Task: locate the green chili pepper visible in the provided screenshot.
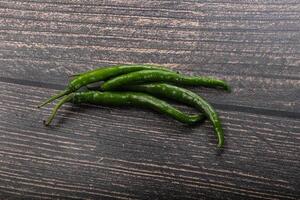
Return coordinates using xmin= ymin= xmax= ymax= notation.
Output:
xmin=122 ymin=83 xmax=225 ymax=147
xmin=38 ymin=64 xmax=173 ymax=108
xmin=44 ymin=91 xmax=205 ymax=126
xmin=70 ymin=64 xmax=174 ymax=77
xmin=101 ymin=70 xmax=230 ymax=92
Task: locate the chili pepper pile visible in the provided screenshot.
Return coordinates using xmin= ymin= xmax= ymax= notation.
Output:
xmin=38 ymin=64 xmax=230 ymax=147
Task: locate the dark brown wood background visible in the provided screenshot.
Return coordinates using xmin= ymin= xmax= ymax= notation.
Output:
xmin=0 ymin=0 xmax=299 ymax=199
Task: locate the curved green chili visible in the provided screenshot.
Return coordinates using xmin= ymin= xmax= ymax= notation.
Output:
xmin=122 ymin=83 xmax=224 ymax=147
xmin=69 ymin=64 xmax=172 ymax=77
xmin=38 ymin=64 xmax=173 ymax=108
xmin=44 ymin=91 xmax=205 ymax=126
xmin=101 ymin=70 xmax=230 ymax=92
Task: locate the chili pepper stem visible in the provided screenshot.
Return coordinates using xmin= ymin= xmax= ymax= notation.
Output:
xmin=69 ymin=73 xmax=81 ymax=78
xmin=44 ymin=94 xmax=73 ymax=126
xmin=38 ymin=90 xmax=70 ymax=108
xmin=217 ymin=140 xmax=224 ymax=148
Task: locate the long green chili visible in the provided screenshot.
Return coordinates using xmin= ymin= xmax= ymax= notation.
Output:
xmin=38 ymin=64 xmax=174 ymax=108
xmin=101 ymin=70 xmax=230 ymax=92
xmin=122 ymin=83 xmax=225 ymax=147
xmin=44 ymin=91 xmax=205 ymax=126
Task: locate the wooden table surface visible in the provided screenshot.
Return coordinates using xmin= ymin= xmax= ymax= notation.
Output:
xmin=0 ymin=1 xmax=299 ymax=199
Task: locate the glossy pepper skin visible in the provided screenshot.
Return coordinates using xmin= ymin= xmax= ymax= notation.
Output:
xmin=101 ymin=70 xmax=230 ymax=92
xmin=121 ymin=83 xmax=224 ymax=148
xmin=38 ymin=64 xmax=173 ymax=108
xmin=44 ymin=91 xmax=205 ymax=126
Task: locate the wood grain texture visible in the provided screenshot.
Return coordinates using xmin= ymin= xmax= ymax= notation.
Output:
xmin=1 ymin=82 xmax=299 ymax=199
xmin=0 ymin=0 xmax=299 ymax=199
xmin=0 ymin=0 xmax=300 ymax=113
